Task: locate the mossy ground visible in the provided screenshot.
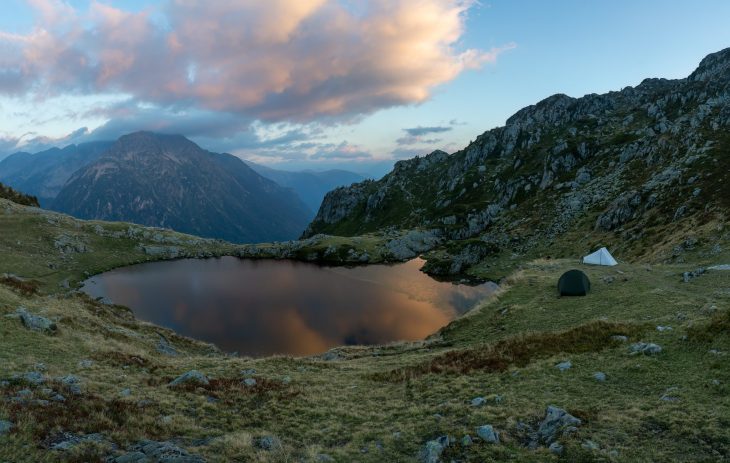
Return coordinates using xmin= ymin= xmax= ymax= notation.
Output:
xmin=0 ymin=199 xmax=729 ymax=462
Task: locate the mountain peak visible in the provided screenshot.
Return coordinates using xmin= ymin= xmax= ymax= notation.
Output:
xmin=52 ymin=132 xmax=311 ymax=243
xmin=689 ymin=47 xmax=730 ymax=82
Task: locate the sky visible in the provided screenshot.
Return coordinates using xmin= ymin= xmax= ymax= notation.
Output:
xmin=1 ymin=0 xmax=729 ymax=176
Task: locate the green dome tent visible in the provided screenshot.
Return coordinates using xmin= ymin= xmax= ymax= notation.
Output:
xmin=558 ymin=269 xmax=591 ymax=296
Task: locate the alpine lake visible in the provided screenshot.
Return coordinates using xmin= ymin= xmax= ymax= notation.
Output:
xmin=81 ymin=257 xmax=497 ymax=357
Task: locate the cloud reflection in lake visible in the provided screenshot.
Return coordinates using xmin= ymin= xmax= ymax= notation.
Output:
xmin=81 ymin=257 xmax=496 ymax=356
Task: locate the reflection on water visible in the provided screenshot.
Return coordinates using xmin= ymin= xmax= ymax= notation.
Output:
xmin=81 ymin=257 xmax=497 ymax=356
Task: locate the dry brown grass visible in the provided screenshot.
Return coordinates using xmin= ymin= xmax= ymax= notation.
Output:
xmin=375 ymin=320 xmax=644 ymax=381
xmin=7 ymin=389 xmax=163 ymax=443
xmin=688 ymin=310 xmax=730 ymax=342
xmin=0 ymin=275 xmax=39 ymax=296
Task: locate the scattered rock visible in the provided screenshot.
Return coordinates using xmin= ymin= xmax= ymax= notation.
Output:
xmin=419 ymin=436 xmax=449 ymax=463
xmin=593 ymin=372 xmax=607 ymax=382
xmin=471 ymin=396 xmax=487 ymax=407
xmin=255 ymin=435 xmax=282 ymax=451
xmin=660 ymin=387 xmax=680 ymax=402
xmin=537 ymin=406 xmax=582 ymax=445
xmin=21 ymin=371 xmax=45 ymax=385
xmin=630 ymin=342 xmax=662 ymax=355
xmin=582 ymin=440 xmax=600 ymax=451
xmin=321 ymin=351 xmax=343 ymax=361
xmin=461 ymin=435 xmax=473 ymax=447
xmin=243 ymin=378 xmax=257 ymax=387
xmin=59 ymin=375 xmax=82 ymax=395
xmin=315 ymin=454 xmax=334 ymax=462
xmin=548 ymin=441 xmax=564 ymax=455
xmin=119 ymin=388 xmax=132 ymax=397
xmin=16 ymin=307 xmax=57 ymax=333
xmin=611 ymin=335 xmax=628 ymax=342
xmin=78 ymin=359 xmax=94 ymax=369
xmin=241 ymin=369 xmax=256 ymax=376
xmin=156 ymin=334 xmax=178 ymax=356
xmin=556 ymin=361 xmax=572 ymax=372
xmin=682 ymin=268 xmax=706 ymax=282
xmin=0 ymin=420 xmax=12 ymax=436
xmin=46 ymin=432 xmax=111 ymax=451
xmin=476 ymin=425 xmax=500 ymax=444
xmin=111 ymin=440 xmax=205 ymax=463
xmin=169 ymin=370 xmax=209 ymax=387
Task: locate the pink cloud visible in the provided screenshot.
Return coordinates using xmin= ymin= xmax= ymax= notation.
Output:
xmin=0 ymin=0 xmax=513 ymax=122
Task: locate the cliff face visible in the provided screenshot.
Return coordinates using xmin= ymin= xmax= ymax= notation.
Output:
xmin=303 ymin=48 xmax=730 ymax=272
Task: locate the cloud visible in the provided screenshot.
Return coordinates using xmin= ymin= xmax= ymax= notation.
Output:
xmin=403 ymin=126 xmax=453 ymax=137
xmin=0 ymin=126 xmax=92 ymax=155
xmin=0 ymin=0 xmax=512 ymax=123
xmin=309 ymin=141 xmax=373 ymax=161
xmin=397 ymin=125 xmax=452 ymax=145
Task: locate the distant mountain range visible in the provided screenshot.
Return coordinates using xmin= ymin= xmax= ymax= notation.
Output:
xmin=0 ymin=132 xmax=366 ymax=242
xmin=0 ymin=142 xmax=113 ymax=206
xmin=244 ymin=161 xmax=364 ymax=213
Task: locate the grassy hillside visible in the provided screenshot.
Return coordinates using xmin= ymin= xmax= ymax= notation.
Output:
xmin=1 ymin=198 xmax=728 ymax=462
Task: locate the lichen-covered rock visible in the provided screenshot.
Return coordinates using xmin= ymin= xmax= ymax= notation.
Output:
xmin=156 ymin=334 xmax=178 ymax=356
xmin=16 ymin=307 xmax=57 ymax=333
xmin=537 ymin=406 xmax=582 ymax=445
xmin=476 ymin=425 xmax=500 ymax=444
xmin=255 ymin=435 xmax=281 ymax=451
xmin=168 ymin=370 xmax=209 ymax=387
xmin=630 ymin=342 xmax=662 ymax=355
xmin=419 ymin=436 xmax=449 ymax=463
xmin=111 ymin=440 xmax=206 ymax=463
xmin=53 ymin=233 xmax=89 ymax=253
xmin=385 ymin=229 xmax=442 ymax=260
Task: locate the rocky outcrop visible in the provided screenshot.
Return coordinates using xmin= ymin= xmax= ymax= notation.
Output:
xmin=303 ymin=47 xmax=730 ymax=275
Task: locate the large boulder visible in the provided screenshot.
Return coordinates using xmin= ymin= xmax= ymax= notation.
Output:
xmin=537 ymin=405 xmax=582 ymax=445
xmin=16 ymin=307 xmax=57 ymax=333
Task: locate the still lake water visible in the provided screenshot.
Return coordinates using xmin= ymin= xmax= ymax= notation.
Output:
xmin=81 ymin=257 xmax=497 ymax=356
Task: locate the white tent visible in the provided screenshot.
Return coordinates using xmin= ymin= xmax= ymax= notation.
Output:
xmin=582 ymin=247 xmax=618 ymax=266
